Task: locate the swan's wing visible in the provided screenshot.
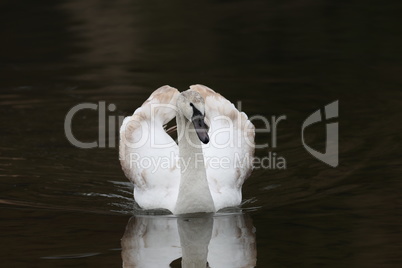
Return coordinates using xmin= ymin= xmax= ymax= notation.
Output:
xmin=119 ymin=85 xmax=180 ymax=211
xmin=189 ymin=85 xmax=255 ymax=210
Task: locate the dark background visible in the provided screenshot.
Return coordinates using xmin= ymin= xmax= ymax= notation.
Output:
xmin=1 ymin=0 xmax=401 ymax=267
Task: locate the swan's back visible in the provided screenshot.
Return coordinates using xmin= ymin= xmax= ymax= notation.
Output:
xmin=190 ymin=85 xmax=255 ymax=210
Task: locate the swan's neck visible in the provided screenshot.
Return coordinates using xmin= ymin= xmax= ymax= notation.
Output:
xmin=174 ymin=113 xmax=215 ymax=214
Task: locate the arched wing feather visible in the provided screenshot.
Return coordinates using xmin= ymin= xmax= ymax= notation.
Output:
xmin=189 ymin=84 xmax=255 ymax=209
xmin=119 ymin=85 xmax=180 ymax=211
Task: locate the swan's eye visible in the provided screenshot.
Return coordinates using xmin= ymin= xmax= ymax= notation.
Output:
xmin=190 ymin=103 xmax=194 ymax=107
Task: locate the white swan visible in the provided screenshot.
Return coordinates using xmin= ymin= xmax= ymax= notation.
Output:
xmin=119 ymin=84 xmax=255 ymax=214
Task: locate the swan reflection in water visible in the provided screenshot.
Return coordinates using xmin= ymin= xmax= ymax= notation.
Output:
xmin=121 ymin=213 xmax=256 ymax=268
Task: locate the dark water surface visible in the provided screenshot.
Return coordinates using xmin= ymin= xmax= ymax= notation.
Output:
xmin=1 ymin=0 xmax=402 ymax=267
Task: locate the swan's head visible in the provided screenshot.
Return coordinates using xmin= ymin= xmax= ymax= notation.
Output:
xmin=176 ymin=90 xmax=209 ymax=144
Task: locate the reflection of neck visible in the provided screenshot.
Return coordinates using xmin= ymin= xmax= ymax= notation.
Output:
xmin=174 ymin=112 xmax=215 ymax=214
xmin=178 ymin=216 xmax=213 ymax=268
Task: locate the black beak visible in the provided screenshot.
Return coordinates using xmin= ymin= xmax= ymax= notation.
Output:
xmin=192 ymin=114 xmax=209 ymax=144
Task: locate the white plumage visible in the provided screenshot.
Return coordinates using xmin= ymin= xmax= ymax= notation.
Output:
xmin=119 ymin=84 xmax=255 ymax=214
